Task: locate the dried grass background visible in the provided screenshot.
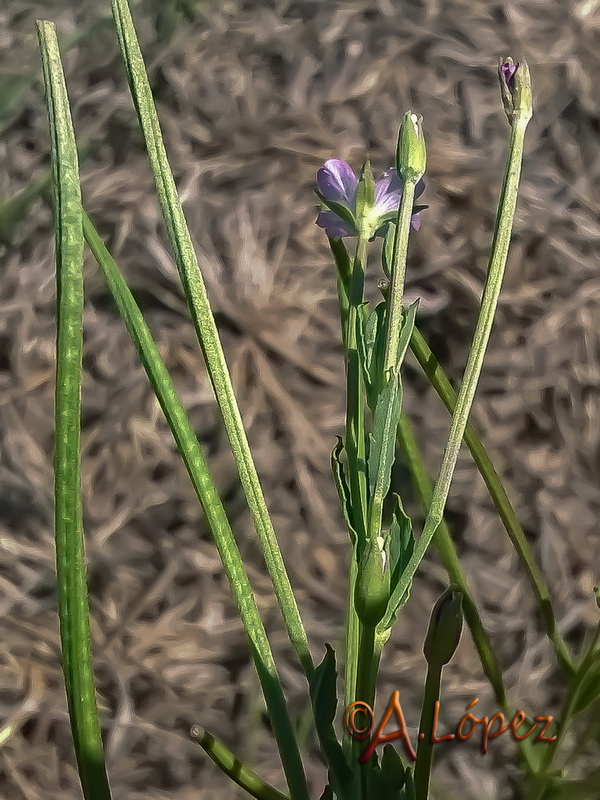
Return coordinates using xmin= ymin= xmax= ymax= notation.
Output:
xmin=1 ymin=1 xmax=600 ymax=798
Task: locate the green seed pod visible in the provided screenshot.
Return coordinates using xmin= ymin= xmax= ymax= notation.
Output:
xmin=396 ymin=111 xmax=426 ymax=184
xmin=354 ymin=536 xmax=391 ymax=627
xmin=423 ymin=588 xmax=463 ymax=667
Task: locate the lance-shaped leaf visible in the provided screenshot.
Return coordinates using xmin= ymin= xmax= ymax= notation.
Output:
xmin=309 ymin=646 xmax=354 ymax=800
xmin=356 ymin=301 xmax=387 ymax=411
xmin=380 ymin=497 xmax=415 ymax=631
xmin=331 ymin=437 xmax=359 ymax=550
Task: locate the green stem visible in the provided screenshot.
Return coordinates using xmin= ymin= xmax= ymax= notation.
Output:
xmin=344 ymin=235 xmax=369 ymax=543
xmin=414 ymin=661 xmax=443 ymax=800
xmin=37 ymin=22 xmax=112 ymax=800
xmin=342 ymin=234 xmax=369 ymax=773
xmin=409 ymin=326 xmax=574 ymax=676
xmin=355 ymin=624 xmax=377 ymax=711
xmin=330 ymin=239 xmax=360 ymax=764
xmin=83 ymin=212 xmax=310 ymax=800
xmin=397 ymin=411 xmax=507 ymax=707
xmin=344 ymin=554 xmax=360 ymax=763
xmin=192 ymin=726 xmax=290 ymax=800
xmin=397 ymin=410 xmax=537 ymax=775
xmin=383 ymin=181 xmax=417 ymax=374
xmin=389 ymin=115 xmax=531 ymax=611
xmin=109 ymin=0 xmax=312 ymax=681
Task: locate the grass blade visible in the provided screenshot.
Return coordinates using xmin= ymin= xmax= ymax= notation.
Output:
xmin=108 ymin=0 xmax=312 ymax=681
xmin=82 ymin=212 xmax=310 ymax=800
xmin=36 ymin=20 xmax=112 ymax=800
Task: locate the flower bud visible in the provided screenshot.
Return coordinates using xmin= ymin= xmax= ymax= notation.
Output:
xmin=354 ymin=536 xmax=391 ymax=626
xmin=498 ymin=58 xmax=533 ymax=124
xmin=396 ymin=111 xmax=426 ymax=184
xmin=423 ymin=588 xmax=463 ymax=667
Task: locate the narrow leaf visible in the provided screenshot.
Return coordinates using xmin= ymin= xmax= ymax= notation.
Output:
xmin=309 ymin=646 xmax=354 ymax=800
xmin=331 ymin=438 xmax=359 ymax=549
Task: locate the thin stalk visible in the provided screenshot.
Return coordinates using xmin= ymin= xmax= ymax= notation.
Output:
xmin=83 ymin=212 xmax=310 ymax=800
xmin=409 ymin=326 xmax=574 ymax=676
xmin=414 ymin=661 xmax=443 ymax=800
xmin=37 ymin=21 xmax=111 ymax=800
xmin=382 ymin=180 xmax=416 ymax=374
xmin=344 ymin=234 xmax=369 ymax=543
xmin=397 ymin=410 xmax=537 ymax=775
xmin=397 ymin=411 xmax=507 ymax=708
xmin=109 ymin=0 xmax=312 ymax=680
xmin=343 ymin=558 xmax=360 ymax=764
xmin=192 ymin=726 xmax=290 ymax=800
xmin=389 ymin=115 xmax=531 ymax=608
xmin=343 ymin=234 xmax=369 ymax=770
xmin=330 ymin=241 xmax=360 ymax=763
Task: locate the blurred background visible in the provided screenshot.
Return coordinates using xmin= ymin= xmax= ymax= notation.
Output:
xmin=1 ymin=1 xmax=600 ymax=798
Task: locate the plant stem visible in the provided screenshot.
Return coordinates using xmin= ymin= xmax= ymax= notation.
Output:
xmin=383 ymin=181 xmax=416 ymax=374
xmin=342 ymin=234 xmax=369 ymax=772
xmin=414 ymin=661 xmax=443 ymax=800
xmin=389 ymin=114 xmax=531 ymax=608
xmin=409 ymin=326 xmax=574 ymax=676
xmin=192 ymin=725 xmax=290 ymax=800
xmin=397 ymin=409 xmax=537 ymax=775
xmin=397 ymin=411 xmax=507 ymax=707
xmin=344 ymin=235 xmax=369 ymax=544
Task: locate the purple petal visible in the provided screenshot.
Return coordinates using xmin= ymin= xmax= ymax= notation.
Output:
xmin=500 ymin=61 xmax=518 ymax=89
xmin=374 ymin=169 xmax=402 ymax=214
xmin=316 ymin=209 xmax=355 ymax=238
xmin=414 ymin=177 xmax=426 ymax=200
xmin=411 ymin=213 xmax=422 ymax=231
xmin=316 ymin=159 xmax=358 ymax=206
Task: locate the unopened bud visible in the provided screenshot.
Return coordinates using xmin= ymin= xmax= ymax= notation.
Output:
xmin=396 ymin=111 xmax=426 ymax=184
xmin=423 ymin=588 xmax=463 ymax=667
xmin=355 ymin=536 xmax=391 ymax=626
xmin=498 ymin=58 xmax=533 ymax=125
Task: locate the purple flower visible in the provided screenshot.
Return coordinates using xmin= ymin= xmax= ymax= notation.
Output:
xmin=315 ymin=159 xmax=426 ymax=238
xmin=499 ymin=60 xmax=518 ymax=90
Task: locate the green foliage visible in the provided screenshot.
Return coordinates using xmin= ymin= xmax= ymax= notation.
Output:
xmin=34 ymin=10 xmax=589 ymax=798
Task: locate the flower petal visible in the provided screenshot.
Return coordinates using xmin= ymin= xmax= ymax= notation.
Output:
xmin=411 ymin=213 xmax=422 ymax=231
xmin=316 ymin=159 xmax=358 ymax=206
xmin=316 ymin=209 xmax=355 ymax=238
xmin=374 ymin=169 xmax=402 ymax=213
